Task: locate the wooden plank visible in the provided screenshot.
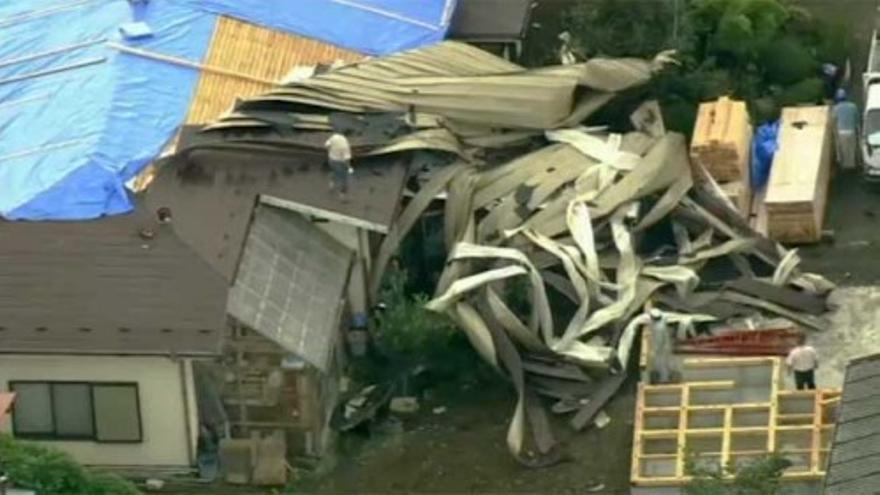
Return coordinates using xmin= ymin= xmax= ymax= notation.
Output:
xmin=720 ymin=180 xmax=751 ymax=216
xmin=765 ymin=106 xmax=832 ymax=243
xmin=721 ymin=407 xmax=733 ymax=470
xmin=684 ymin=356 xmax=776 ymax=367
xmin=811 ymin=390 xmax=822 ymax=474
xmin=675 ymin=385 xmax=690 ymax=478
xmin=570 ymin=371 xmax=627 ymax=431
xmin=690 ymin=97 xmax=752 ymax=182
xmin=631 ymin=382 xmax=645 ymax=480
xmin=726 ymin=278 xmax=826 ymax=315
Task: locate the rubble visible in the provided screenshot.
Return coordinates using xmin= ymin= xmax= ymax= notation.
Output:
xmin=390 ymin=397 xmax=420 ymax=414
xmin=176 ymin=41 xmax=836 ymax=467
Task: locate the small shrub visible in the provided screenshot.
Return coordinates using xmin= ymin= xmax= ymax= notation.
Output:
xmin=684 ymin=452 xmax=792 ymax=495
xmin=373 ymin=269 xmax=483 ymax=381
xmin=0 ymin=435 xmax=140 ymax=495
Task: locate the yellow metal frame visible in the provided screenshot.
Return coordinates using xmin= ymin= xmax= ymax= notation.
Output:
xmin=632 ymin=332 xmax=840 ymax=487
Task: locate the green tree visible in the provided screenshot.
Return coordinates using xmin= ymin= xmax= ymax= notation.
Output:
xmin=562 ymin=0 xmax=850 ymax=132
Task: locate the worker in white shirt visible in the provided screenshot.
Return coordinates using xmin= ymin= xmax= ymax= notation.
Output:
xmin=325 ymin=131 xmax=353 ymax=198
xmin=786 ymin=335 xmax=819 ymax=390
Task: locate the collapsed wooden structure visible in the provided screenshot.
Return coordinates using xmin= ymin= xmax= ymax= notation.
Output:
xmin=171 ymin=41 xmax=836 ymax=470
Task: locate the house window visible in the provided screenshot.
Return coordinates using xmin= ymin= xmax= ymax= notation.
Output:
xmin=9 ymin=382 xmax=142 ymax=443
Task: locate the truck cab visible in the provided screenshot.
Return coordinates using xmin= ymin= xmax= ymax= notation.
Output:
xmin=863 ymin=30 xmax=880 ymax=180
xmin=861 ymin=82 xmax=880 ymax=180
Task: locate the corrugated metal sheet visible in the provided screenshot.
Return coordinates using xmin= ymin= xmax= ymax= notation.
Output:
xmin=234 ymin=41 xmax=658 ymax=130
xmin=186 ymin=16 xmax=364 ymax=125
xmin=227 ymin=205 xmax=352 ymax=371
xmin=826 ymin=353 xmax=880 ymax=495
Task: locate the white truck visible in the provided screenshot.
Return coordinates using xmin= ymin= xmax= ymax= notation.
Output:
xmin=862 ymin=30 xmax=880 ymax=179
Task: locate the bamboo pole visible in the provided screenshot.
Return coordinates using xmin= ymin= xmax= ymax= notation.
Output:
xmin=107 ymin=42 xmax=277 ymax=86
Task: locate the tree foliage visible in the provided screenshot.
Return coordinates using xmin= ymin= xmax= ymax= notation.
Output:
xmin=684 ymin=452 xmax=792 ymax=495
xmin=0 ymin=435 xmax=141 ymax=495
xmin=563 ymin=0 xmax=850 ymax=133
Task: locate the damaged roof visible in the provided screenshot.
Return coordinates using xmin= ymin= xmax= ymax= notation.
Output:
xmin=826 ymin=353 xmax=880 ymax=495
xmin=0 ymin=201 xmax=227 ymax=355
xmin=147 ymin=127 xmax=410 ymax=281
xmin=220 ymin=41 xmax=659 ymax=130
xmin=162 ymin=41 xmax=832 ymax=467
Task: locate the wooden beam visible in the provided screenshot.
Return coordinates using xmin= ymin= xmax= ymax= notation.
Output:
xmin=675 ymin=385 xmax=690 ymax=478
xmin=631 ymin=382 xmax=645 ymax=481
xmin=721 ymin=407 xmax=732 ymax=470
xmin=684 ymin=356 xmax=775 ymax=367
xmin=261 ymin=194 xmax=390 ymax=234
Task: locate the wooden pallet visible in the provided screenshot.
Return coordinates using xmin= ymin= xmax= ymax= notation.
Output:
xmin=764 ymin=106 xmax=832 ymax=244
xmin=690 ymin=97 xmax=753 ymax=183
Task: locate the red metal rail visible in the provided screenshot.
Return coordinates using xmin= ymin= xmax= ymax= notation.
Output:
xmin=675 ymin=328 xmax=803 ymax=356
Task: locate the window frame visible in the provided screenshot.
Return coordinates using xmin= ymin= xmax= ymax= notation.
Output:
xmin=9 ymin=381 xmax=143 ymax=444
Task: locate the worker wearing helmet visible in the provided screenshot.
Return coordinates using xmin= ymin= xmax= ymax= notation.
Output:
xmin=833 ymin=88 xmax=859 ymax=170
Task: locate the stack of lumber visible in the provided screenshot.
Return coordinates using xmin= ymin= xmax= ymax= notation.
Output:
xmin=764 ymin=106 xmax=832 ymax=244
xmin=690 ymin=97 xmax=753 ymax=216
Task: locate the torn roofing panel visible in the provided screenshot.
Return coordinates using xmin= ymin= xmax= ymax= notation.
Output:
xmin=227 ymin=205 xmax=352 ymax=371
xmin=230 ymin=41 xmax=659 ymax=130
xmin=147 ymin=135 xmax=409 ymax=281
xmin=0 ymin=199 xmax=227 ymax=355
xmin=826 ymin=353 xmax=880 ymax=494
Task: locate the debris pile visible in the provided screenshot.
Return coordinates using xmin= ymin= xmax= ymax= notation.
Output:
xmin=174 ymin=42 xmax=835 ymax=466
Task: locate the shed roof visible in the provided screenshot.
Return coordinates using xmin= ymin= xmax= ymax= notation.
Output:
xmin=450 ymin=0 xmax=533 ymax=41
xmin=825 ymin=353 xmax=880 ymax=495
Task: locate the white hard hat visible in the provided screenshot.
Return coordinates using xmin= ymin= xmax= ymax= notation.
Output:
xmin=649 ymin=308 xmax=662 ymax=319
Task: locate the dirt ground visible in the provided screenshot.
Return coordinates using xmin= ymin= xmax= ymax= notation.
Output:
xmin=299 ymin=379 xmax=637 ymax=495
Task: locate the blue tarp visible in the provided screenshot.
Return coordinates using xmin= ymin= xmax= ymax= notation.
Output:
xmin=187 ymin=0 xmax=456 ymax=55
xmin=0 ymin=0 xmax=454 ymax=221
xmin=751 ymin=121 xmax=780 ymax=190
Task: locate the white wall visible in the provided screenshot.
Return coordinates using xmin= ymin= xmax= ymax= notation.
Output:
xmin=0 ymin=355 xmax=198 ymax=467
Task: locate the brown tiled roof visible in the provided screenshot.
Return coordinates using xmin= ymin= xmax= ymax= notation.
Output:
xmin=0 ymin=201 xmax=227 ymax=355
